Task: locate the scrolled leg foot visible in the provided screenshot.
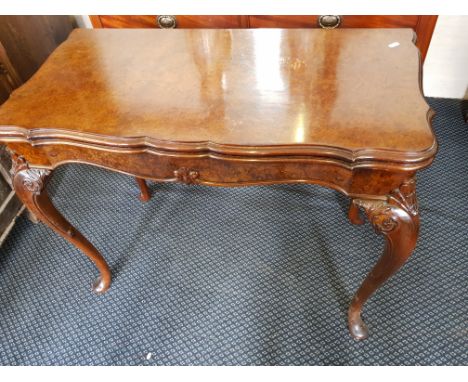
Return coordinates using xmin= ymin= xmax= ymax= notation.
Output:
xmin=348 ymin=308 xmax=369 ymax=340
xmin=92 ymin=276 xmax=110 ymax=294
xmin=11 ymin=154 xmax=112 ymax=293
xmin=348 ymin=178 xmax=419 ymax=339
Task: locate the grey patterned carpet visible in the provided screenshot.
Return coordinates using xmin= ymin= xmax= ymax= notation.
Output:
xmin=0 ymin=98 xmax=466 ymax=365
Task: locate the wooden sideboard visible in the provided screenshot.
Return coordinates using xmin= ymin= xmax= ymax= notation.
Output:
xmin=89 ymin=15 xmax=438 ymax=61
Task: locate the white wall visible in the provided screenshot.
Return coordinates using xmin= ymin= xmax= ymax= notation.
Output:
xmin=74 ymin=15 xmax=93 ymax=29
xmin=423 ymin=15 xmax=468 ymax=99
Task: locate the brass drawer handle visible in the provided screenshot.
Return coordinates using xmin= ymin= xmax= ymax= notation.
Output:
xmin=318 ymin=15 xmax=342 ymax=29
xmin=157 ymin=15 xmax=177 ymax=29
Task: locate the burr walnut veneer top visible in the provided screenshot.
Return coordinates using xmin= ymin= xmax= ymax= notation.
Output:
xmin=0 ymin=28 xmax=435 ymax=165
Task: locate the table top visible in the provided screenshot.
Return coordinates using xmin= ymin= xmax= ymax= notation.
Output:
xmin=0 ymin=28 xmax=436 ymax=164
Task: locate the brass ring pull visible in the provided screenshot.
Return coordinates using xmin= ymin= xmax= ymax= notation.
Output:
xmin=157 ymin=15 xmax=177 ymax=29
xmin=318 ymin=15 xmax=342 ymax=29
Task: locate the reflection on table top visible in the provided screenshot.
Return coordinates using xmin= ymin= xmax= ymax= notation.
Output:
xmin=0 ymin=28 xmax=435 ymax=157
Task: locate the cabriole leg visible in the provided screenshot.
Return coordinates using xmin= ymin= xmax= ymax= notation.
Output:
xmin=135 ymin=177 xmax=151 ymax=202
xmin=11 ymin=155 xmax=111 ymax=294
xmin=348 ymin=200 xmax=364 ymax=225
xmin=348 ymin=178 xmax=419 ymax=340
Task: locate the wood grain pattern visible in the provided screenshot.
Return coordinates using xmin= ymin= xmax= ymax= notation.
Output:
xmin=414 ymin=15 xmax=438 ymax=61
xmin=0 ymin=29 xmax=436 ymax=166
xmin=0 ymin=29 xmax=437 ymax=340
xmin=88 ymin=15 xmax=103 ymax=28
xmin=0 ymin=16 xmax=75 ymax=82
xmin=0 ymin=41 xmax=23 ymax=104
xmin=249 ymin=16 xmax=436 ymax=60
xmin=91 ymin=15 xmax=437 ymax=60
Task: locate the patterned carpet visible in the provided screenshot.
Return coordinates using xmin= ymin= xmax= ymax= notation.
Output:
xmin=0 ymin=98 xmax=466 ymax=365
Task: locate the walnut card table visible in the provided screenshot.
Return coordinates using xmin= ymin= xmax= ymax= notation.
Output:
xmin=0 ymin=29 xmax=437 ymax=340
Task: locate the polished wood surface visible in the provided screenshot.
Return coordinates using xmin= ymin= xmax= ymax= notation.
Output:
xmin=90 ymin=15 xmax=437 ymax=60
xmin=0 ymin=29 xmax=437 ymax=340
xmin=250 ymin=15 xmax=437 ymax=61
xmin=0 ymin=29 xmax=435 ymax=165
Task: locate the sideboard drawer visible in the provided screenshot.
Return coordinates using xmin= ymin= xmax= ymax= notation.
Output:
xmin=99 ymin=16 xmax=156 ymax=28
xmin=97 ymin=15 xmax=249 ymax=29
xmin=249 ymin=15 xmax=420 ymax=29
